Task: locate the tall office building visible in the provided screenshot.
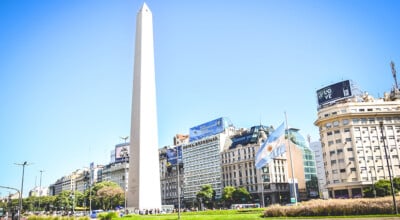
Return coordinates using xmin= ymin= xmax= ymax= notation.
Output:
xmin=128 ymin=3 xmax=161 ymax=210
xmin=315 ymin=79 xmax=400 ymax=198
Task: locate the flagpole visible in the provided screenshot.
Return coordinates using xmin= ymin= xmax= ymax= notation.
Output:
xmin=285 ymin=112 xmax=298 ymax=205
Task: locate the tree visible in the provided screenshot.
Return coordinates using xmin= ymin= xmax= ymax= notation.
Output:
xmin=97 ymin=186 xmax=123 ymax=210
xmin=88 ymin=181 xmax=124 ymax=210
xmin=393 ymin=177 xmax=400 ymax=191
xmin=232 ymin=187 xmax=251 ymax=203
xmin=221 ymin=186 xmax=235 ymax=208
xmin=54 ymin=190 xmax=73 ymax=212
xmin=374 ymin=179 xmax=392 ymax=197
xmin=196 ymin=184 xmax=215 ymax=209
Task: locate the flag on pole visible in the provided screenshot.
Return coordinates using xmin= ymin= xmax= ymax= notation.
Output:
xmin=255 ymin=122 xmax=286 ymax=169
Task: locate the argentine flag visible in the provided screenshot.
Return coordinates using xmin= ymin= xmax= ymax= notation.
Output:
xmin=255 ymin=122 xmax=286 ymax=169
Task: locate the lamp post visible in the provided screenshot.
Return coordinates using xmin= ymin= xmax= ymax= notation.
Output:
xmin=38 ymin=170 xmax=44 ymax=211
xmin=380 ymin=121 xmax=398 ymax=214
xmin=15 ymin=161 xmax=30 ymax=220
xmin=176 ymin=156 xmax=181 ymax=220
xmin=260 ymin=167 xmax=268 ymax=207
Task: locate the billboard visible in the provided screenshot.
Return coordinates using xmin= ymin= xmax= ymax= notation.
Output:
xmin=115 ymin=143 xmax=129 ymax=162
xmin=189 ymin=117 xmax=225 ymax=142
xmin=166 ymin=146 xmax=182 ymax=166
xmin=316 ymin=80 xmax=352 ymax=106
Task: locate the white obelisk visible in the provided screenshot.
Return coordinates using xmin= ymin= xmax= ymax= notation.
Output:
xmin=128 ymin=3 xmax=161 ymax=210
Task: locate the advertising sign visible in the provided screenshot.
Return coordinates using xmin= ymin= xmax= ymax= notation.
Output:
xmin=316 ymin=80 xmax=352 ymax=106
xmin=166 ymin=146 xmax=182 ymax=165
xmin=189 ymin=117 xmax=225 ymax=142
xmin=115 ymin=143 xmax=129 ymax=162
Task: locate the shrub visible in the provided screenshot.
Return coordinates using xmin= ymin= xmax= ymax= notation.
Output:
xmin=263 ymin=196 xmax=400 ymax=217
xmin=98 ymin=212 xmax=119 ymax=220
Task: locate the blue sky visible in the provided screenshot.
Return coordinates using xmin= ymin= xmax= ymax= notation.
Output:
xmin=1 ymin=0 xmax=399 ymax=197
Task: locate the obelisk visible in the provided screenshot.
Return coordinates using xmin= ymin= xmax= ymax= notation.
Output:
xmin=128 ymin=3 xmax=161 ymax=210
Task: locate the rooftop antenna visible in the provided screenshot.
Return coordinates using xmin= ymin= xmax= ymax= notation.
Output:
xmin=391 ymin=61 xmax=398 ymax=89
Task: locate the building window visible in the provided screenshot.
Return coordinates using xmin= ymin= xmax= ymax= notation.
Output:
xmin=343 ymin=119 xmax=349 ymax=125
xmin=333 ymin=121 xmax=339 ymax=127
xmin=369 ymin=118 xmax=375 ymax=123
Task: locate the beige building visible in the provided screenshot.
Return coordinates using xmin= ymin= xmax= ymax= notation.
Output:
xmin=221 ymin=142 xmax=290 ymax=205
xmin=315 ymin=88 xmax=400 ymax=198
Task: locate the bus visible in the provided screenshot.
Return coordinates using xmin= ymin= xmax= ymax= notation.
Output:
xmin=231 ymin=203 xmax=260 ymax=209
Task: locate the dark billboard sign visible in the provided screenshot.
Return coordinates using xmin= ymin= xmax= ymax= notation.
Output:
xmin=316 ymin=80 xmax=352 ymax=106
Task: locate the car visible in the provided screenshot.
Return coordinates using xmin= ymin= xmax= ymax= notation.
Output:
xmin=90 ymin=210 xmax=104 ymax=218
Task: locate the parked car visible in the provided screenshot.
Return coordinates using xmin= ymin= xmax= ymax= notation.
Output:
xmin=90 ymin=210 xmax=104 ymax=218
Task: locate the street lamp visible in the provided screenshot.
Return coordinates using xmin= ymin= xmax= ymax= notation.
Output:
xmin=379 ymin=122 xmax=398 ymax=214
xmin=15 ymin=161 xmax=31 ymax=220
xmin=38 ymin=170 xmax=44 ymax=211
xmin=260 ymin=167 xmax=268 ymax=208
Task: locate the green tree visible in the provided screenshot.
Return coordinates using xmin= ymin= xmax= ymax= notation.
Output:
xmin=196 ymin=184 xmax=215 ymax=209
xmin=40 ymin=196 xmax=56 ymax=211
xmin=232 ymin=187 xmax=251 ymax=203
xmin=54 ymin=190 xmax=73 ymax=212
xmin=393 ymin=177 xmax=400 ymax=191
xmin=96 ymin=186 xmax=123 ymax=210
xmin=375 ymin=179 xmax=392 ymax=197
xmin=89 ymin=181 xmax=124 ymax=210
xmin=221 ymin=186 xmax=235 ymax=208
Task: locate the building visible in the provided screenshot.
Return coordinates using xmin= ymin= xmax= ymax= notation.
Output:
xmin=221 ymin=125 xmax=289 ymax=206
xmin=314 ymin=79 xmax=400 ymax=198
xmin=49 ymin=164 xmax=102 ymax=196
xmin=309 ymin=141 xmax=328 ymax=198
xmin=102 ymin=142 xmax=129 ymax=190
xmin=159 ymin=146 xmax=184 ymax=207
xmin=28 ymin=186 xmax=48 ymax=197
xmin=158 ymin=117 xmax=316 ymax=207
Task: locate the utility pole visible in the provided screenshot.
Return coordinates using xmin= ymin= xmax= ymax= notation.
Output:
xmin=38 ymin=170 xmax=44 ymax=211
xmin=380 ymin=122 xmax=398 ymax=214
xmin=15 ymin=161 xmax=31 ymax=220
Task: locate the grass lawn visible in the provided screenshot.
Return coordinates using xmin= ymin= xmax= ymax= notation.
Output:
xmin=120 ymin=209 xmax=400 ymax=220
xmin=123 ymin=209 xmax=264 ymax=220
